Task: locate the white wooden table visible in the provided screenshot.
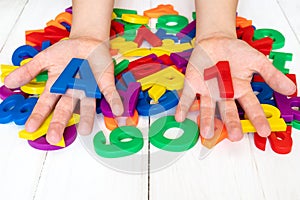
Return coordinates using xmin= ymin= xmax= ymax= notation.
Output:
xmin=0 ymin=0 xmax=299 ymax=200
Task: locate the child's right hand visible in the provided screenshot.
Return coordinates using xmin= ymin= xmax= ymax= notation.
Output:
xmin=4 ymin=37 xmax=124 ymax=145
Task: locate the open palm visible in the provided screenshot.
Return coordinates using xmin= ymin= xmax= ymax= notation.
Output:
xmin=5 ymin=37 xmax=123 ymax=145
xmin=175 ymin=36 xmax=296 ymax=141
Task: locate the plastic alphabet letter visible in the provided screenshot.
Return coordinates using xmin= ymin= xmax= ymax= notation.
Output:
xmin=199 ymin=117 xmax=228 ymax=149
xmin=122 ymin=14 xmax=149 ymax=25
xmin=101 ymin=82 xmax=141 ymax=117
xmin=134 ymin=26 xmax=163 ymax=47
xmin=156 ymin=15 xmax=189 ymax=33
xmin=241 ymin=104 xmax=287 ymax=132
xmin=268 ymin=126 xmax=292 ymax=154
xmin=11 ymin=45 xmax=39 ymax=66
xmin=0 ymin=85 xmax=28 ymax=100
xmin=137 ymin=66 xmax=184 ymax=91
xmin=273 ymin=91 xmax=300 ymax=122
xmin=144 ymin=4 xmax=179 ymax=18
xmin=254 ymin=133 xmax=267 ymax=151
xmin=253 ymin=29 xmax=285 ymax=50
xmin=113 ymin=8 xmax=137 ymax=18
xmin=93 ymin=126 xmax=143 ymax=158
xmin=251 ymin=82 xmax=275 ymax=106
xmin=155 ymin=29 xmax=179 ymax=42
xmin=236 ymin=16 xmax=252 ymax=28
xmin=137 ymin=90 xmax=179 ymax=116
xmin=149 ymin=116 xmax=199 ymax=152
xmin=50 ymin=58 xmax=101 ymax=98
xmin=176 ymin=20 xmax=196 ymax=40
xmin=254 ymin=126 xmax=293 ymax=154
xmin=130 ymin=63 xmax=162 ymax=80
xmin=19 ymin=113 xmax=80 ymax=142
xmin=114 ymin=59 xmax=129 ymax=76
xmin=128 ymin=54 xmax=158 ymax=70
xmin=269 ymin=51 xmax=292 ymax=74
xmin=237 ymin=26 xmax=273 ymax=55
xmin=0 ymin=94 xmax=37 ymax=125
xmin=28 ymin=125 xmax=77 ymax=151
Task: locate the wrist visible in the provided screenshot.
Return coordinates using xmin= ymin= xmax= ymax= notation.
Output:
xmin=196 ymin=31 xmax=237 ymax=43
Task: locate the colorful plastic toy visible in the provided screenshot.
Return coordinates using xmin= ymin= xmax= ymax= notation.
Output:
xmin=0 ymin=85 xmax=28 ymax=100
xmin=241 ymin=104 xmax=287 ymax=132
xmin=28 ymin=125 xmax=77 ymax=151
xmin=144 ymin=4 xmax=178 ymax=18
xmin=122 ymin=14 xmax=149 ymax=25
xmin=253 ymin=28 xmax=285 ymax=50
xmin=93 ymin=126 xmax=144 ymax=158
xmin=134 ymin=26 xmax=163 ymax=47
xmin=198 ymin=117 xmax=228 ymax=149
xmin=254 ymin=126 xmax=292 ymax=154
xmin=156 ymin=15 xmax=189 ymax=33
xmin=274 ymin=91 xmax=300 ymax=123
xmin=204 ymin=61 xmax=234 ymax=99
xmin=251 ymin=82 xmax=275 ymax=106
xmin=101 ymin=82 xmax=141 ymax=117
xmin=11 ymin=45 xmax=39 ymax=66
xmin=149 ymin=116 xmax=199 ymax=152
xmin=0 ymin=94 xmax=37 ymax=125
xmin=137 ymin=90 xmax=179 ymax=116
xmin=269 ymin=51 xmax=292 ymax=74
xmin=19 ymin=113 xmax=79 ymax=143
xmin=50 ymin=58 xmax=101 ymax=98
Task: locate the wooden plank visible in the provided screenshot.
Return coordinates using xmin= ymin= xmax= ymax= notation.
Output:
xmin=0 ymin=0 xmax=70 ymax=200
xmin=0 ymin=0 xmax=28 ymax=50
xmin=149 ymin=108 xmax=264 ymax=200
xmin=277 ymin=0 xmax=300 ymax=44
xmin=34 ymin=115 xmax=149 ymax=200
xmin=0 ymin=123 xmax=47 ymax=200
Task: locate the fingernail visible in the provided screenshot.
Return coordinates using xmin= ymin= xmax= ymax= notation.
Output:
xmin=46 ymin=130 xmax=60 ymax=145
xmin=289 ymin=84 xmax=297 ymax=95
xmin=113 ymin=104 xmax=124 ymax=116
xmin=25 ymin=118 xmax=38 ymax=132
xmin=228 ymin=127 xmax=243 ymax=142
xmin=258 ymin=124 xmax=271 ymax=137
xmin=175 ymin=111 xmax=185 ymax=122
xmin=201 ymin=126 xmax=214 ymax=139
xmin=78 ymin=121 xmax=92 ymax=136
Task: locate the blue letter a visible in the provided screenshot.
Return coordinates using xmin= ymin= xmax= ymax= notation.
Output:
xmin=50 ymin=58 xmax=101 ymax=98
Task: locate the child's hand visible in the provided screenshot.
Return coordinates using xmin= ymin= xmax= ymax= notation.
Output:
xmin=175 ymin=35 xmax=296 ymax=141
xmin=4 ymin=37 xmax=123 ymax=145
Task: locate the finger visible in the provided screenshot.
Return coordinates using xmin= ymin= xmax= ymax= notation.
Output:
xmin=199 ymin=95 xmax=216 ymax=139
xmin=86 ymin=43 xmax=123 ymax=116
xmin=46 ymin=96 xmax=78 ymax=145
xmin=97 ymin=65 xmax=124 ymax=116
xmin=25 ymin=81 xmax=60 ymax=132
xmin=256 ymin=58 xmax=296 ymax=95
xmin=77 ymin=97 xmax=96 ymax=135
xmin=218 ymin=100 xmax=243 ymax=142
xmin=175 ymin=80 xmax=196 ymax=122
xmin=238 ymin=90 xmax=271 ymax=137
xmin=4 ymin=53 xmax=45 ymax=88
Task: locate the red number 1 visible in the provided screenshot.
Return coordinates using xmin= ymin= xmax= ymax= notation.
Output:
xmin=204 ymin=61 xmax=234 ymax=98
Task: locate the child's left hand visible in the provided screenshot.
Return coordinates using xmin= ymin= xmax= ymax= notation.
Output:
xmin=175 ymin=35 xmax=296 ymax=141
